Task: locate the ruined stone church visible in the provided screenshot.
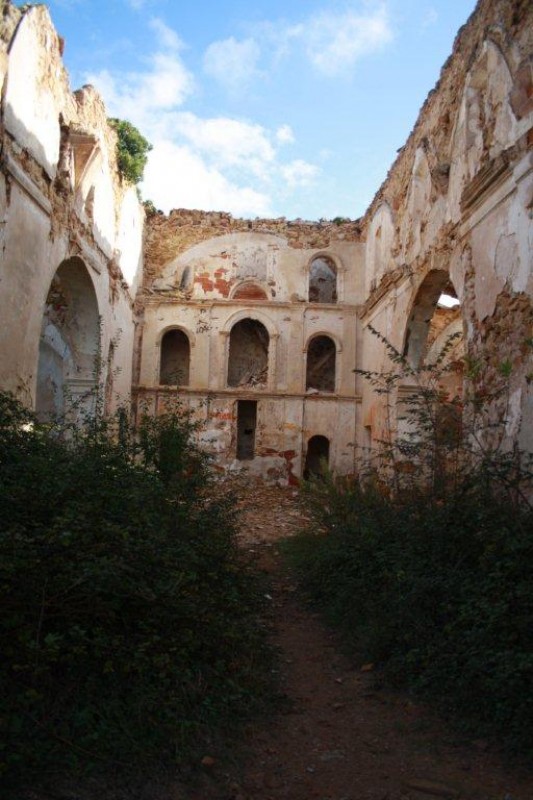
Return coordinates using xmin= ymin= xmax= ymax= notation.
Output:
xmin=0 ymin=0 xmax=531 ymax=483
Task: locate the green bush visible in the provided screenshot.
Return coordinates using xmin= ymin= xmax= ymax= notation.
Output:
xmin=0 ymin=394 xmax=273 ymax=791
xmin=286 ymin=473 xmax=533 ymax=754
xmin=285 ymin=331 xmax=533 ymax=756
xmin=108 ymin=118 xmax=152 ymax=185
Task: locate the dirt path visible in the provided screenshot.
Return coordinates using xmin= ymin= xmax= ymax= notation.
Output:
xmin=205 ymin=482 xmax=533 ymax=800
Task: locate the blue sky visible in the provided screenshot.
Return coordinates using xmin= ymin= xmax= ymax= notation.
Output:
xmin=47 ymin=0 xmax=477 ymax=220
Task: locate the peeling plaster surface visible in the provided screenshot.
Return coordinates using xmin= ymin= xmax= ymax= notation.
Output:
xmin=0 ymin=0 xmax=531 ymax=480
xmin=0 ymin=3 xmax=143 ymax=411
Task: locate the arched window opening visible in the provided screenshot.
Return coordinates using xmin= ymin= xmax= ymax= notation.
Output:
xmin=36 ymin=257 xmax=99 ymax=422
xmin=403 ymin=270 xmax=464 ymax=399
xmin=306 ymin=336 xmax=336 ymax=393
xmin=160 ymin=329 xmax=190 ymax=386
xmin=232 ymin=283 xmax=268 ymax=301
xmin=304 ymin=435 xmax=330 ymax=480
xmin=309 ymin=257 xmax=337 ymax=303
xmin=227 ymin=319 xmax=269 ymax=388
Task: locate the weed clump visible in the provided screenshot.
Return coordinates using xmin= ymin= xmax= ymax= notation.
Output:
xmin=286 ymin=330 xmax=533 ymax=756
xmin=0 ymin=393 xmax=273 ymax=792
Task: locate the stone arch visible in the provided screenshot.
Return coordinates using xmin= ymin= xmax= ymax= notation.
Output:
xmin=303 ymin=435 xmax=330 ymax=479
xmin=365 ymin=203 xmax=395 ymax=295
xmin=308 ymin=255 xmax=338 ymax=303
xmin=403 ymin=269 xmax=463 ymax=372
xmin=305 ymin=334 xmax=338 ymax=393
xmin=36 ymin=256 xmax=100 ymax=421
xmin=158 ymin=327 xmax=191 ymax=386
xmin=227 ymin=318 xmax=270 ymax=389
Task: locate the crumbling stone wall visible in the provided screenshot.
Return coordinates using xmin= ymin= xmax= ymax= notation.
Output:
xmin=143 ymin=209 xmax=361 ymax=289
xmin=137 ymin=217 xmax=363 ymax=482
xmin=0 ymin=2 xmax=144 ymax=412
xmin=358 ymin=0 xmax=532 ymax=454
xmin=0 ymin=0 xmax=530 ymax=481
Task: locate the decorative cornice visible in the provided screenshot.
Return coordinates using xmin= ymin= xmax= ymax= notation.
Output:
xmin=460 ymin=152 xmax=512 ymax=217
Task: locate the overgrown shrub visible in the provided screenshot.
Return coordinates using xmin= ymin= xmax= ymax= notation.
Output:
xmin=286 ymin=332 xmax=533 ymax=755
xmin=108 ymin=118 xmax=152 ymax=185
xmin=0 ymin=393 xmax=273 ymax=791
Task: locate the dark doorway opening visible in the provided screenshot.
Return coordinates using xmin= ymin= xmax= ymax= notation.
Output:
xmin=304 ymin=435 xmax=330 ymax=479
xmin=237 ymin=400 xmax=257 ymax=460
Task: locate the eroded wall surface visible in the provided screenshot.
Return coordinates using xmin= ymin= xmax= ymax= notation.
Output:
xmin=0 ymin=0 xmax=530 ymax=478
xmin=358 ymin=0 xmax=532 ymax=454
xmin=0 ymin=3 xmax=143 ymax=414
xmin=137 ymin=213 xmax=364 ymax=482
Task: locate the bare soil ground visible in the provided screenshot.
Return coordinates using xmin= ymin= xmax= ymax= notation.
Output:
xmin=194 ymin=481 xmax=533 ymax=800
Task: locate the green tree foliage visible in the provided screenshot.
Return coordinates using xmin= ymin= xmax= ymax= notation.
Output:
xmin=0 ymin=393 xmax=273 ymax=792
xmin=108 ymin=117 xmax=152 ymax=184
xmin=286 ymin=332 xmax=533 ymax=756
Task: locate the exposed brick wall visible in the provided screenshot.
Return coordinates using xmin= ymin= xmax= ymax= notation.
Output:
xmin=143 ymin=209 xmax=362 ymax=289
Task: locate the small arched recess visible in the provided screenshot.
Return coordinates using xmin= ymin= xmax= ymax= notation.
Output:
xmin=159 ymin=328 xmax=191 ymax=386
xmin=227 ymin=318 xmax=270 ymax=388
xmin=309 ymin=256 xmax=337 ymax=303
xmin=305 ymin=335 xmax=337 ymax=393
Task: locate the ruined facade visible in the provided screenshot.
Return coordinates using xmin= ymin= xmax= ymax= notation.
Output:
xmin=0 ymin=0 xmax=531 ymax=482
xmin=137 ymin=213 xmax=364 ymax=481
xmin=0 ymin=4 xmax=143 ymax=419
xmin=358 ymin=0 xmax=533 ymax=458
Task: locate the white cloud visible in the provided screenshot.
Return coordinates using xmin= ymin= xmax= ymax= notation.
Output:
xmin=202 ymin=6 xmax=393 ymax=93
xmin=86 ymin=20 xmax=194 ymax=130
xmin=203 ymin=36 xmax=261 ymax=93
xmin=303 ymin=5 xmax=393 ymax=76
xmin=281 ymin=159 xmax=320 ymax=188
xmin=168 ymin=113 xmax=276 ymax=179
xmin=149 ymin=17 xmax=183 ymax=50
xmin=87 ymin=20 xmax=320 ymax=217
xmin=142 ymin=140 xmax=272 ymax=216
xmin=276 ymin=124 xmax=295 ymax=145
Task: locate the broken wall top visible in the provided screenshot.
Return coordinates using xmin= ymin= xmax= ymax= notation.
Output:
xmin=0 ymin=1 xmax=144 ymax=291
xmin=144 ymin=208 xmax=362 ymax=287
xmin=360 ymin=0 xmax=533 ymax=235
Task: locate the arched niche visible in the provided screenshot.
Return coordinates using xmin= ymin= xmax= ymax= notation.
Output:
xmin=448 ymin=39 xmax=518 ymax=220
xmin=231 ymin=281 xmax=268 ymax=301
xmin=159 ymin=329 xmax=191 ymax=386
xmin=36 ymin=257 xmax=100 ymax=421
xmin=309 ymin=256 xmax=337 ymax=303
xmin=473 ymin=40 xmax=516 ymax=157
xmin=365 ymin=203 xmax=395 ymax=295
xmin=227 ymin=318 xmax=270 ymax=388
xmin=401 ymin=148 xmax=432 ymax=258
xmin=305 ymin=335 xmax=336 ymax=393
xmin=303 ymin=435 xmax=330 ymax=479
